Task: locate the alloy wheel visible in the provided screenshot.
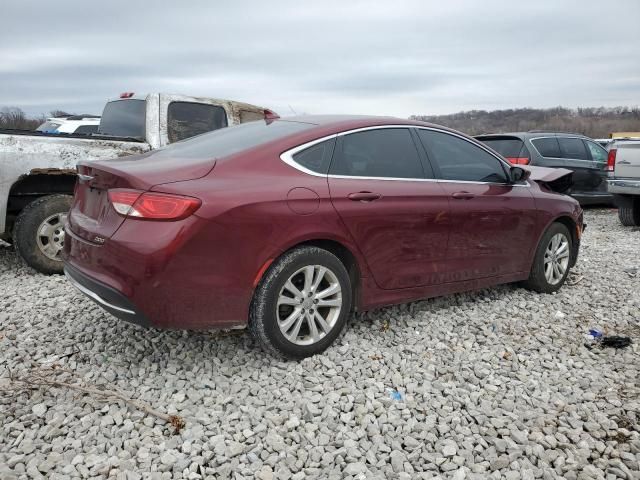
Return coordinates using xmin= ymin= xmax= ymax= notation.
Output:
xmin=36 ymin=212 xmax=68 ymax=261
xmin=543 ymin=233 xmax=569 ymax=285
xmin=276 ymin=265 xmax=343 ymax=345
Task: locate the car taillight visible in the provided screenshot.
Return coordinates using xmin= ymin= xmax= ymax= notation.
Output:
xmin=606 ymin=149 xmax=617 ymax=172
xmin=505 ymin=157 xmax=530 ymax=165
xmin=108 ymin=189 xmax=201 ymax=220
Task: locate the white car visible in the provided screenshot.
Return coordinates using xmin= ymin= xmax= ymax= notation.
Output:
xmin=36 ymin=115 xmax=101 ymax=135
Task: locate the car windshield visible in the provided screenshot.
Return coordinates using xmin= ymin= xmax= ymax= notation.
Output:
xmin=152 ymin=119 xmax=315 ymax=160
xmin=98 ymin=99 xmax=146 ymax=138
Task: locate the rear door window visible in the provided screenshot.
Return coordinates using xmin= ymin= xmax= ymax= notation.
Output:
xmin=330 ymin=128 xmax=425 ymax=179
xmin=167 ymin=102 xmax=228 ymax=143
xmin=558 ymin=137 xmax=590 ymax=160
xmin=585 ymin=140 xmax=608 ymax=164
xmin=418 ymin=130 xmax=509 ymax=183
xmin=531 ymin=137 xmax=561 ymax=158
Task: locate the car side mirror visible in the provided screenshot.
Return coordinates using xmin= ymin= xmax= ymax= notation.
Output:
xmin=510 ymin=166 xmax=531 ymax=183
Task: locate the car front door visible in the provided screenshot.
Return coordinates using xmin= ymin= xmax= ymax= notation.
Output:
xmin=416 ymin=129 xmax=538 ymax=281
xmin=328 ymin=127 xmax=451 ymax=289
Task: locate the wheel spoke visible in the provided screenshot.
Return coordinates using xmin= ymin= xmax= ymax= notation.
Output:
xmin=277 ymin=295 xmax=300 ymax=307
xmin=557 ymin=249 xmax=570 ymax=259
xmin=313 ymin=310 xmax=331 ymax=334
xmin=283 ymin=280 xmax=303 ymax=299
xmin=279 ymin=307 xmax=302 ymax=331
xmin=310 ymin=266 xmax=327 ymax=293
xmin=545 ymin=262 xmax=553 ymax=282
xmin=552 ymin=262 xmax=561 ymax=281
xmin=315 ymin=283 xmax=340 ymax=300
xmin=316 ymin=298 xmax=341 ymax=308
xmin=287 ymin=314 xmax=304 ymax=341
xmin=303 ymin=266 xmax=314 ymax=293
xmin=556 ymin=241 xmax=568 ymax=256
xmin=38 ymin=222 xmax=54 ymax=237
xmin=307 ymin=312 xmax=320 ymax=341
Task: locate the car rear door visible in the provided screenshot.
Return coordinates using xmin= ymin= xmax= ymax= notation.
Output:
xmin=416 ymin=129 xmax=538 ymax=280
xmin=327 ymin=127 xmax=451 ymax=289
xmin=555 ymin=137 xmax=602 ymax=197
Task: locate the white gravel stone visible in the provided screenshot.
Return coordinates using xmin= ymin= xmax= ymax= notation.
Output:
xmin=0 ymin=209 xmax=638 ymax=478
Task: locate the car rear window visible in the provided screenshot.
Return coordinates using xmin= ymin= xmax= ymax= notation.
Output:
xmin=153 ymin=120 xmax=314 ymax=160
xmin=98 ymin=99 xmax=146 ymax=138
xmin=167 ymin=102 xmax=228 ymax=143
xmin=531 ymin=137 xmax=561 ymax=158
xmin=477 ymin=137 xmax=525 ymax=157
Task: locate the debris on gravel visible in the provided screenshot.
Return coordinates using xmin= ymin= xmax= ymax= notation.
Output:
xmin=0 ymin=209 xmax=638 ymax=479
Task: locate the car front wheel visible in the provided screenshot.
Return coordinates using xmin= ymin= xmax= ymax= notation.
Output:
xmin=249 ymin=246 xmax=352 ymax=359
xmin=523 ymin=222 xmax=572 ymax=293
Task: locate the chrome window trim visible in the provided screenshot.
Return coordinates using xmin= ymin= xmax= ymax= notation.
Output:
xmin=279 ymin=124 xmax=529 ymax=187
xmin=529 ymin=135 xmax=593 ymax=162
xmin=280 ymin=133 xmax=338 ymax=178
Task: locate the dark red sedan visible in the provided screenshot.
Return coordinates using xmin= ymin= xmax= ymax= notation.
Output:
xmin=63 ymin=116 xmax=583 ymax=358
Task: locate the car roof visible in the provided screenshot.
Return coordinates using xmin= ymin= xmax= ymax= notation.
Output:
xmin=275 ymin=114 xmax=460 ymax=135
xmin=476 ymin=131 xmax=590 ymax=140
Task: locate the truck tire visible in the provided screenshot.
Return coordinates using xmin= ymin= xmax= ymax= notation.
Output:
xmin=618 ymin=198 xmax=640 ymax=227
xmin=13 ymin=195 xmax=73 ymax=274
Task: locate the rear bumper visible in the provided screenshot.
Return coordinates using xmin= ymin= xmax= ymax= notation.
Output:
xmin=608 ymin=179 xmax=640 ymax=195
xmin=64 ymin=262 xmax=151 ymax=328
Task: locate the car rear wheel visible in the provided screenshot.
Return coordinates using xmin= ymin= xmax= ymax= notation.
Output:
xmin=522 ymin=222 xmax=572 ymax=293
xmin=249 ymin=246 xmax=352 ymax=359
xmin=12 ymin=194 xmax=72 ymax=275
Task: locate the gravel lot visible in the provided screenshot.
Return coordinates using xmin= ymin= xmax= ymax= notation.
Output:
xmin=0 ymin=208 xmax=638 ymax=480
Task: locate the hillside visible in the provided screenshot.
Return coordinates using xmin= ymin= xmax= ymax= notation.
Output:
xmin=410 ymin=107 xmax=640 ymax=138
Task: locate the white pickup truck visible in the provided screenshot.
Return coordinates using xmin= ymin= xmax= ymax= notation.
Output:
xmin=607 ymin=139 xmax=640 ymax=226
xmin=0 ymin=92 xmax=274 ymax=273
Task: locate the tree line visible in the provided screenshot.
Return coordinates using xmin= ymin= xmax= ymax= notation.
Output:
xmin=0 ymin=107 xmax=75 ymax=130
xmin=411 ymin=106 xmax=640 ymax=138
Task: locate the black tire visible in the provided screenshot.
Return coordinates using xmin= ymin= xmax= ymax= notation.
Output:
xmin=618 ymin=199 xmax=640 ymax=227
xmin=522 ymin=222 xmax=573 ymax=294
xmin=249 ymin=246 xmax=352 ymax=359
xmin=13 ymin=194 xmax=72 ymax=275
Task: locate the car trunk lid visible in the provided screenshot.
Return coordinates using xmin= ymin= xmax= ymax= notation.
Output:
xmin=69 ymin=151 xmax=216 ymax=242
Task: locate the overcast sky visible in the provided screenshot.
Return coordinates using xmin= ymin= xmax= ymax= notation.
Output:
xmin=2 ymin=0 xmax=639 ymax=118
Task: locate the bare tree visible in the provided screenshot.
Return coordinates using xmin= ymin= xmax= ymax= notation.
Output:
xmin=410 ymin=106 xmax=640 ymax=138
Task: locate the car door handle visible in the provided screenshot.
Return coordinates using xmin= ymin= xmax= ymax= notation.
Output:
xmin=347 ymin=191 xmax=381 ymax=202
xmin=452 ymin=191 xmax=475 ymax=200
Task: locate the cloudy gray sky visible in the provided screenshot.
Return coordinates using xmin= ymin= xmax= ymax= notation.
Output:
xmin=2 ymin=0 xmax=639 ymax=118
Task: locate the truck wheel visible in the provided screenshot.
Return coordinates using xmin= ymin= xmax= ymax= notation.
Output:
xmin=618 ymin=198 xmax=640 ymax=227
xmin=13 ymin=195 xmax=73 ymax=274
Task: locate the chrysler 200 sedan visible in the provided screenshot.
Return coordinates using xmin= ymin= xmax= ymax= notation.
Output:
xmin=63 ymin=116 xmax=584 ymax=359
